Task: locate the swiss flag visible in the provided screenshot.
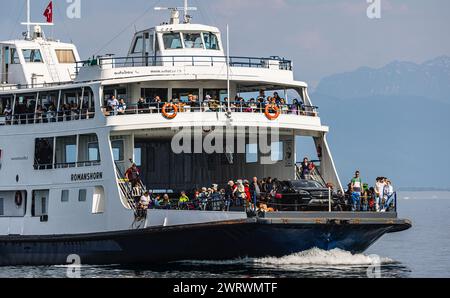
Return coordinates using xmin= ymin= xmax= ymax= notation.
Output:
xmin=43 ymin=1 xmax=53 ymax=23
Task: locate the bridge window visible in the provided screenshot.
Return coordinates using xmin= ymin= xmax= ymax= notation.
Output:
xmin=10 ymin=48 xmax=20 ymax=64
xmin=55 ymin=49 xmax=76 ymax=63
xmin=132 ymin=36 xmax=144 ymax=54
xmin=163 ymin=32 xmax=183 ymax=49
xmin=22 ymin=49 xmax=43 ymax=63
xmin=204 ymin=32 xmax=220 ymax=50
xmin=184 ymin=33 xmax=203 ymax=49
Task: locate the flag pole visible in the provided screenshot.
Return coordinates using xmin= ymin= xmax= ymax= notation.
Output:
xmin=26 ymin=0 xmax=31 ymax=39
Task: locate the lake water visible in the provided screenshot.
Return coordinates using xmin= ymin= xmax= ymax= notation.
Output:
xmin=1 ymin=192 xmax=449 ymax=278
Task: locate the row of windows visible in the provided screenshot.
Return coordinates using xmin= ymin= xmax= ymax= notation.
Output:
xmin=131 ymin=31 xmax=220 ymax=54
xmin=34 ymin=133 xmax=100 ymax=170
xmin=5 ymin=48 xmax=76 ymax=65
xmin=0 ymin=188 xmax=104 ymax=218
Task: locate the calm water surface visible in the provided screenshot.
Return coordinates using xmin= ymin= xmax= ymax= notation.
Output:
xmin=1 ymin=192 xmax=449 ymax=278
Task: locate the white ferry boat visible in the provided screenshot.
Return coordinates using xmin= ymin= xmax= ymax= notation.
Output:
xmin=0 ymin=1 xmax=411 ymax=266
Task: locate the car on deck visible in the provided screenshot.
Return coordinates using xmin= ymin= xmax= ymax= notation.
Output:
xmin=270 ymin=180 xmax=346 ymax=211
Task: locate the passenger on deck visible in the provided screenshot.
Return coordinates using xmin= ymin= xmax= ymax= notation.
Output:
xmin=382 ymin=180 xmax=395 ymax=212
xmin=4 ymin=105 xmax=12 ymax=125
xmin=257 ymin=90 xmax=266 ymax=101
xmin=139 ymin=191 xmax=151 ymax=210
xmin=375 ymin=177 xmax=386 ymax=212
xmin=244 ymin=180 xmax=251 ymax=209
xmin=162 ymin=194 xmax=171 ymax=209
xmin=125 ymin=163 xmax=141 ymax=188
xmin=250 ymin=177 xmax=261 ymax=212
xmin=234 ymin=180 xmax=246 ymax=207
xmin=117 ymin=99 xmax=127 ymax=115
xmin=361 ymin=184 xmax=370 ymax=211
xmin=107 ymin=96 xmax=119 ymax=115
xmin=351 ymin=171 xmax=363 ymax=211
xmin=300 ymin=158 xmax=312 ymax=180
xmin=137 ymin=97 xmax=147 ymax=113
xmin=225 ymin=181 xmax=234 ymax=210
xmin=273 ymin=92 xmax=282 ymax=105
xmin=178 ymin=191 xmax=190 ymax=210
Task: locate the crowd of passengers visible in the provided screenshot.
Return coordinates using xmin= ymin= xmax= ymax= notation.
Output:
xmin=1 ymin=101 xmax=93 ymax=125
xmin=136 ymin=177 xmax=281 ymax=214
xmin=105 ymin=90 xmax=315 ymax=116
xmin=124 ymin=162 xmax=396 ymax=214
xmin=344 ymin=170 xmax=396 ymax=213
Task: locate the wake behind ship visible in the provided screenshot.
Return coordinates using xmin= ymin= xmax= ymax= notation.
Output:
xmin=0 ymin=1 xmax=411 ymax=266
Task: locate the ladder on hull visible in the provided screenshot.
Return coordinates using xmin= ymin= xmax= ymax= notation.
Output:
xmin=41 ymin=43 xmax=60 ymax=82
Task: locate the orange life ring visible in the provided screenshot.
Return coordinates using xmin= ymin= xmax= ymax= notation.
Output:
xmin=265 ymin=104 xmax=281 ymax=120
xmin=162 ymin=103 xmax=178 ymax=119
xmin=15 ymin=191 xmax=23 ymax=207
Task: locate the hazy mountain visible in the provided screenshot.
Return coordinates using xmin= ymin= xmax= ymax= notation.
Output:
xmin=315 ymin=56 xmax=450 ymax=103
xmin=311 ymin=56 xmax=450 ymax=189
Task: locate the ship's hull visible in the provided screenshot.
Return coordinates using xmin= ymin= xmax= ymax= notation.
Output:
xmin=0 ymin=219 xmax=411 ymax=266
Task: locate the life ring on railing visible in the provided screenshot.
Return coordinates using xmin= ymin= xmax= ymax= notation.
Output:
xmin=162 ymin=103 xmax=178 ymax=119
xmin=15 ymin=191 xmax=23 ymax=207
xmin=265 ymin=104 xmax=281 ymax=120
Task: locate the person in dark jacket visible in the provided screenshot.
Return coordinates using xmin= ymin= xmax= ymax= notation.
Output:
xmin=249 ymin=177 xmax=262 ymax=212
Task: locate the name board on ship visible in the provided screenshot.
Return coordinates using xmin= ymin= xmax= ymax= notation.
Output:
xmin=71 ymin=172 xmax=103 ymax=182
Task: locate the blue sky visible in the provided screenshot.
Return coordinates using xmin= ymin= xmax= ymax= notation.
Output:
xmin=1 ymin=0 xmax=449 ymax=86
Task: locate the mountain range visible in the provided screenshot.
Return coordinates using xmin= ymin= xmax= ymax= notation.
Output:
xmin=311 ymin=56 xmax=450 ymax=189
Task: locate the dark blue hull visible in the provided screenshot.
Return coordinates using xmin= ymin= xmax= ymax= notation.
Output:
xmin=0 ymin=220 xmax=411 ymax=266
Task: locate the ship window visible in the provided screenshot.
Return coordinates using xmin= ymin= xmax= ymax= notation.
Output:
xmin=204 ymin=89 xmax=227 ymax=102
xmin=134 ymin=148 xmax=142 ymax=167
xmin=55 ymin=49 xmax=76 ymax=63
xmin=163 ymin=32 xmax=183 ymax=49
xmin=141 ymin=88 xmax=168 ymax=102
xmin=61 ymin=190 xmax=69 ymax=202
xmin=112 ymin=140 xmax=124 ymax=161
xmin=271 ymin=141 xmax=284 ymax=162
xmin=132 ymin=36 xmax=144 ymax=54
xmin=0 ymin=198 xmax=4 ymax=216
xmin=22 ymin=49 xmax=43 ymax=63
xmin=92 ymin=186 xmax=105 ymax=214
xmin=78 ymin=134 xmax=100 ymax=165
xmin=32 ymin=190 xmax=48 ymax=217
xmin=10 ymin=48 xmax=20 ymax=64
xmin=172 ymin=89 xmax=199 ymax=102
xmin=34 ymin=138 xmax=54 ymax=170
xmin=78 ymin=189 xmax=87 ymax=202
xmin=246 ymin=144 xmax=258 ymax=164
xmin=183 ymin=33 xmax=203 ymax=49
xmin=55 ymin=136 xmax=77 ymax=167
xmin=204 ymin=32 xmax=220 ymax=50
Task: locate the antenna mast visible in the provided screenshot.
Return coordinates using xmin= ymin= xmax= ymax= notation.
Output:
xmin=154 ymin=0 xmax=197 ymax=24
xmin=22 ymin=0 xmax=54 ymax=40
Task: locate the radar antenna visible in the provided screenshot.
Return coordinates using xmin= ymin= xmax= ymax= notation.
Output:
xmin=154 ymin=0 xmax=197 ymax=24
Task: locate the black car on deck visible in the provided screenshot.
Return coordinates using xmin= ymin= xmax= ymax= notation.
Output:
xmin=270 ymin=180 xmax=346 ymax=211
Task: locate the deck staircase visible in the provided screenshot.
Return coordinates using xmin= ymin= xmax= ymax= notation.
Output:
xmin=296 ymin=162 xmax=327 ymax=186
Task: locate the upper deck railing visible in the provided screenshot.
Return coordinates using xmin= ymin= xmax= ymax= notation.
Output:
xmin=76 ymin=55 xmax=293 ymax=74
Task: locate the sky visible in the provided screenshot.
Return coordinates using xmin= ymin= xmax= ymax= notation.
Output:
xmin=1 ymin=0 xmax=449 ymax=87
